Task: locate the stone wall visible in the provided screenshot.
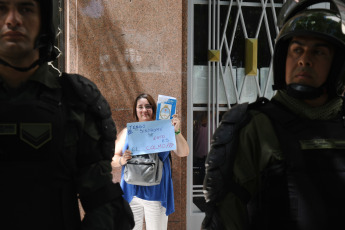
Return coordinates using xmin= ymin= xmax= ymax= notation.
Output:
xmin=66 ymin=1 xmax=188 ymax=229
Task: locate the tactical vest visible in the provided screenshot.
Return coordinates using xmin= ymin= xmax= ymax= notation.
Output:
xmin=0 ymin=73 xmax=121 ymax=230
xmin=0 ymin=86 xmax=82 ymax=230
xmin=202 ymin=98 xmax=345 ymax=230
xmin=249 ymin=100 xmax=345 ymax=230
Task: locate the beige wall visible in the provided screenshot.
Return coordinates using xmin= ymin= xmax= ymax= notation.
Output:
xmin=66 ymin=1 xmax=188 ymax=229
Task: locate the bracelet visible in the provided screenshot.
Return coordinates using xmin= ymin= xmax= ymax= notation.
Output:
xmin=175 ymin=129 xmax=181 ymax=135
xmin=119 ymin=156 xmax=123 ymax=166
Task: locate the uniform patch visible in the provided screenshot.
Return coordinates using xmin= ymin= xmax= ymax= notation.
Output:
xmin=20 ymin=123 xmax=52 ymax=149
xmin=0 ymin=124 xmax=16 ymax=135
xmin=300 ymin=139 xmax=345 ymax=150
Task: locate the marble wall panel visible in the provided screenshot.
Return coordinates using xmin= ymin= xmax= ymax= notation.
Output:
xmin=66 ymin=0 xmax=188 ymax=229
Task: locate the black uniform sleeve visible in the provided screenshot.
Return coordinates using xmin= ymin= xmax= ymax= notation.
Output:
xmin=61 ymin=73 xmax=134 ymax=230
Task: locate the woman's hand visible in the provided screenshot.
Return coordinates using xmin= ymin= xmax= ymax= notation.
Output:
xmin=120 ymin=150 xmax=132 ymax=165
xmin=171 ymin=114 xmax=190 ymax=157
xmin=172 ymin=114 xmax=181 ymax=133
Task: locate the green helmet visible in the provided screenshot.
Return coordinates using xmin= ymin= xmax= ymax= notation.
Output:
xmin=273 ymin=0 xmax=345 ymax=99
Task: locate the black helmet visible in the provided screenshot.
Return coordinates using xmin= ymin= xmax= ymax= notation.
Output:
xmin=273 ymin=0 xmax=345 ymax=99
xmin=35 ymin=0 xmax=58 ymax=63
xmin=0 ymin=0 xmax=57 ymax=71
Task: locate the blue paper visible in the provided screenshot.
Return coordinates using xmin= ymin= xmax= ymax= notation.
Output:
xmin=127 ymin=119 xmax=176 ymax=155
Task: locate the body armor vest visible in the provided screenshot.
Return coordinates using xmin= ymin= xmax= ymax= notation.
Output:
xmin=0 ymin=88 xmax=80 ymax=230
xmin=250 ymin=100 xmax=345 ymax=230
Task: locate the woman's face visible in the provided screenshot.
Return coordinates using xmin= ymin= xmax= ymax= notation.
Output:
xmin=136 ymin=98 xmax=154 ymax=122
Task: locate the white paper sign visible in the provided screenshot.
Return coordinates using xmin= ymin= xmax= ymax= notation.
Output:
xmin=127 ymin=119 xmax=176 ymax=155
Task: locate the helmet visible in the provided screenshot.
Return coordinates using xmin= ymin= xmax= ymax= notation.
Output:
xmin=0 ymin=0 xmax=57 ymax=71
xmin=276 ymin=0 xmax=345 ymax=29
xmin=273 ymin=0 xmax=345 ymax=99
xmin=35 ymin=0 xmax=58 ymax=63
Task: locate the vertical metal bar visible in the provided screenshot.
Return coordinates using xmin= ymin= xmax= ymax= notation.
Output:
xmin=186 ymin=0 xmax=195 ymax=220
xmin=254 ymin=72 xmax=263 ymax=97
xmin=208 ymin=0 xmax=212 ymax=155
xmin=216 ymin=0 xmax=220 ymax=127
xmin=263 ymin=60 xmax=274 ymax=97
xmin=211 ymin=0 xmax=216 ymax=141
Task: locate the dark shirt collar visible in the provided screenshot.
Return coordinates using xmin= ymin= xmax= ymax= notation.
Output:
xmin=28 ymin=63 xmax=61 ymax=89
xmin=0 ymin=63 xmax=61 ymax=90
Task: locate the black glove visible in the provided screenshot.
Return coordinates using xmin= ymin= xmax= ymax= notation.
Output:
xmin=201 ymin=203 xmax=225 ymax=230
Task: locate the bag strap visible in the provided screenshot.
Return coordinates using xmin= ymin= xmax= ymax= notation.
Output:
xmin=169 ymin=151 xmax=172 ymax=174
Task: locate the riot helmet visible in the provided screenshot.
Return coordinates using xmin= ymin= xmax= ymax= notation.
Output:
xmin=273 ymin=0 xmax=345 ymax=99
xmin=0 ymin=0 xmax=58 ymax=72
xmin=35 ymin=0 xmax=58 ymax=63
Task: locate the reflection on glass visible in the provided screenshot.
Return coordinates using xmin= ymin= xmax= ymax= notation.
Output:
xmin=193 ymin=111 xmax=208 ymax=185
xmin=192 ymin=111 xmax=225 ymax=212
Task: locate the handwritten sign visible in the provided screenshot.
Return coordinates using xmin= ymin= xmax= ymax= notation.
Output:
xmin=127 ymin=119 xmax=176 ymax=155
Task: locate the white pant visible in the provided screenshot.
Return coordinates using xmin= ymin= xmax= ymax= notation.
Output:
xmin=130 ymin=196 xmax=168 ymax=230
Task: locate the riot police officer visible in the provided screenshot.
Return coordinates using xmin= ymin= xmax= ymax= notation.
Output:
xmin=202 ymin=0 xmax=345 ymax=229
xmin=0 ymin=1 xmax=134 ymax=229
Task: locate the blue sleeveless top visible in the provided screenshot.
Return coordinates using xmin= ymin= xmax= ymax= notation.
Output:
xmin=120 ymin=135 xmax=175 ymax=215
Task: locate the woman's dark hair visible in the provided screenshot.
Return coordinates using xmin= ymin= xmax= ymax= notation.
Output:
xmin=133 ymin=93 xmax=157 ymax=121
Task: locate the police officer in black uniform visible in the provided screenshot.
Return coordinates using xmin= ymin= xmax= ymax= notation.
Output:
xmin=202 ymin=0 xmax=345 ymax=229
xmin=0 ymin=1 xmax=134 ymax=229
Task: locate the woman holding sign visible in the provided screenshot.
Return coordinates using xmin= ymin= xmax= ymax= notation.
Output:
xmin=112 ymin=93 xmax=189 ymax=230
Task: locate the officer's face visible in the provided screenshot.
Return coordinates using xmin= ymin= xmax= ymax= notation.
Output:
xmin=0 ymin=0 xmax=40 ymax=62
xmin=136 ymin=98 xmax=154 ymax=122
xmin=285 ymin=36 xmax=334 ymax=89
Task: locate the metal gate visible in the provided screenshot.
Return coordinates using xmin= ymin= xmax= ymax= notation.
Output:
xmin=187 ymin=0 xmax=285 ymax=229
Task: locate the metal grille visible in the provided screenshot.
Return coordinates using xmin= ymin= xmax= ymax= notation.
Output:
xmin=49 ymin=0 xmax=65 ymax=74
xmin=189 ymin=0 xmax=285 ymax=218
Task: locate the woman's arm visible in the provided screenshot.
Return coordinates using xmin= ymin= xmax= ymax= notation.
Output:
xmin=112 ymin=128 xmax=132 ymax=167
xmin=171 ymin=114 xmax=190 ymax=157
